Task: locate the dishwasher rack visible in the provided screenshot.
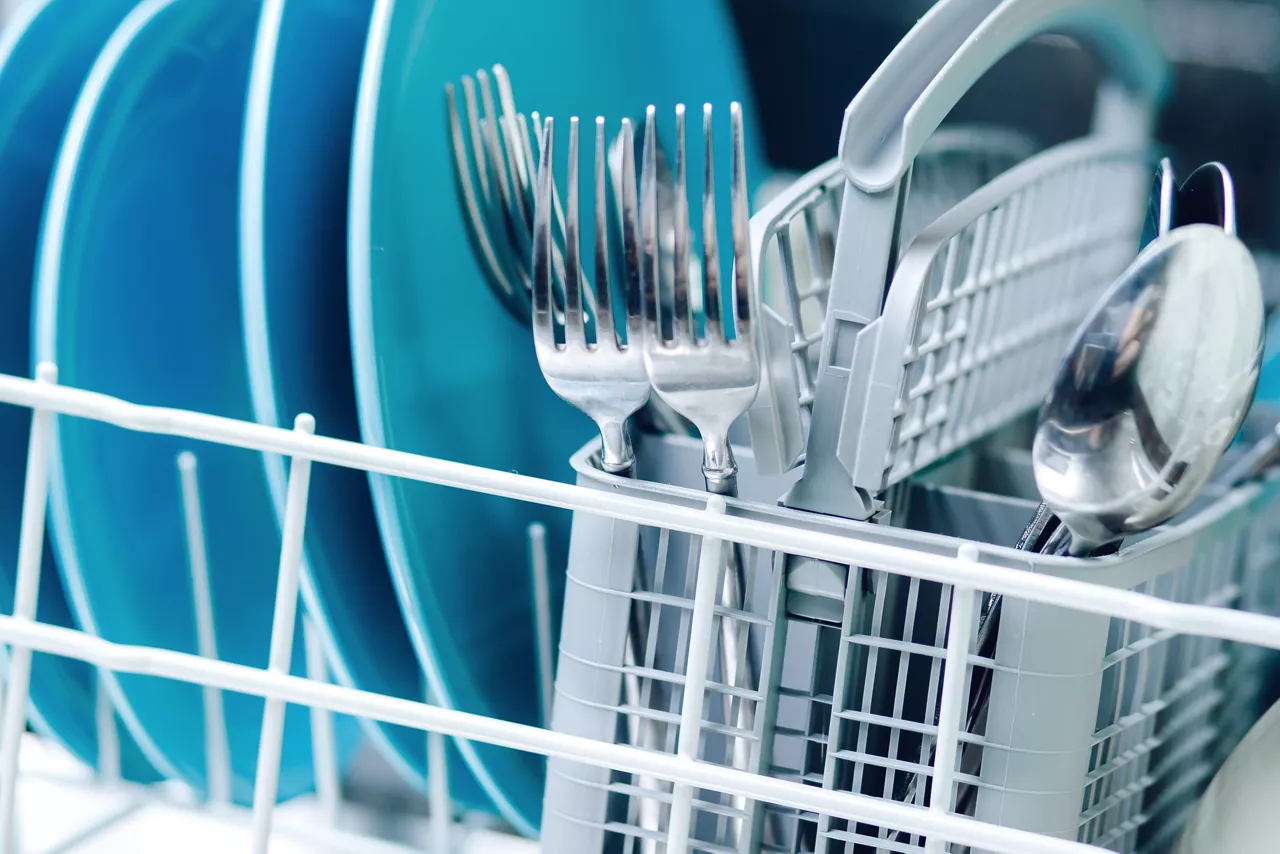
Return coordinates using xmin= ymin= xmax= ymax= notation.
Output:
xmin=0 ymin=370 xmax=1277 ymax=854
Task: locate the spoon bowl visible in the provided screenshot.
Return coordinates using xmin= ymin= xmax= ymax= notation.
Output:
xmin=1033 ymin=223 xmax=1264 ymax=551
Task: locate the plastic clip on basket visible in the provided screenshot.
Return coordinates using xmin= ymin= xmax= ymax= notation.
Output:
xmin=532 ymin=1 xmax=1263 ymax=854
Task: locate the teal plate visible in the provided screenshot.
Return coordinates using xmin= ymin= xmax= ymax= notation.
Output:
xmin=349 ymin=0 xmax=764 ymax=832
xmin=241 ymin=0 xmax=489 ymax=808
xmin=0 ymin=0 xmax=159 ymax=783
xmin=36 ymin=0 xmax=362 ymax=805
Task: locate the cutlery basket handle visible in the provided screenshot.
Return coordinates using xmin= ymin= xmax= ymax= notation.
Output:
xmin=784 ymin=0 xmax=1166 ymax=519
xmin=838 ymin=0 xmax=1165 ymax=194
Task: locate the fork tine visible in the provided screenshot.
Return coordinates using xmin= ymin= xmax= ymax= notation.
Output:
xmin=492 ymin=65 xmax=534 ymax=228
xmin=671 ymin=104 xmax=691 ymax=344
xmin=445 ymin=81 xmax=519 ymax=303
xmin=593 ymin=117 xmax=615 ymax=349
xmin=640 ymin=105 xmax=660 ymax=339
xmin=564 ymin=118 xmax=586 ymax=348
xmin=531 ymin=112 xmax=590 ymax=320
xmin=619 ymin=118 xmax=642 ymax=345
xmin=730 ymin=101 xmax=753 ymax=337
xmin=460 ymin=76 xmax=492 ymax=205
xmin=532 ymin=118 xmax=555 ymax=339
xmin=701 ymin=103 xmax=723 ymax=343
xmin=476 ymin=69 xmax=531 ymax=263
xmin=476 ymin=70 xmax=515 ymax=220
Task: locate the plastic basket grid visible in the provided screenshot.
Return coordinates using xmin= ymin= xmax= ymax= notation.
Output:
xmin=853 ymin=144 xmax=1149 ymax=494
xmin=546 ymin=430 xmax=1280 ymax=854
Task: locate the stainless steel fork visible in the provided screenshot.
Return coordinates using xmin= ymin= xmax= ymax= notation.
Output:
xmin=639 ymin=102 xmax=764 ymax=847
xmin=532 ymin=114 xmax=665 ymax=853
xmin=532 ymin=116 xmax=650 ymax=475
xmin=641 ymin=102 xmax=761 ymax=493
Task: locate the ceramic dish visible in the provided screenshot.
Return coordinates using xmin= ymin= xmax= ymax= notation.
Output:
xmin=0 ymin=0 xmax=160 ymax=783
xmin=35 ymin=0 xmax=361 ymax=805
xmin=349 ymin=0 xmax=765 ymax=831
xmin=240 ymin=0 xmax=488 ymax=808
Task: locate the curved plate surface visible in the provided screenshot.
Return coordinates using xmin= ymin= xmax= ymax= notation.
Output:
xmin=350 ymin=0 xmax=764 ymax=831
xmin=35 ymin=0 xmax=361 ymax=805
xmin=240 ymin=0 xmax=489 ymax=808
xmin=0 ymin=0 xmax=159 ymax=783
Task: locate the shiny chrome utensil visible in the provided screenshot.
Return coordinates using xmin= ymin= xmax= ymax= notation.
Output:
xmin=641 ymin=102 xmax=760 ymax=494
xmin=532 ymin=116 xmax=649 ymax=475
xmin=639 ymin=101 xmax=762 ymax=847
xmin=532 ymin=113 xmax=664 ymax=852
xmin=1176 ymin=160 xmax=1236 ymax=234
xmin=447 ymin=65 xmax=691 ymax=440
xmin=897 ymin=164 xmax=1264 ymax=827
xmin=446 ymin=65 xmax=538 ymax=321
xmin=955 ymin=222 xmax=1264 ymax=823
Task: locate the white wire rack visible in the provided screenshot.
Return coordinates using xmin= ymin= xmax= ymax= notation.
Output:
xmin=0 ymin=366 xmax=1275 ymax=853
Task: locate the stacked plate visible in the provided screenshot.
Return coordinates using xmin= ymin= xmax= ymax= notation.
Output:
xmin=3 ymin=0 xmax=762 ymax=832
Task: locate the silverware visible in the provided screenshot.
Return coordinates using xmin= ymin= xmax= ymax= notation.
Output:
xmin=639 ymin=101 xmax=762 ymax=842
xmin=956 ymin=226 xmax=1263 ymax=831
xmin=896 ymin=162 xmax=1264 ymax=832
xmin=532 ymin=112 xmax=665 ymax=852
xmin=640 ymin=102 xmax=760 ymax=494
xmin=447 ymin=65 xmax=691 ymax=440
xmin=532 ymin=116 xmax=649 ymax=475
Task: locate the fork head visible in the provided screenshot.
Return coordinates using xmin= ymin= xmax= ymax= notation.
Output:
xmin=640 ymin=102 xmax=760 ymax=495
xmin=532 ymin=115 xmax=650 ymax=475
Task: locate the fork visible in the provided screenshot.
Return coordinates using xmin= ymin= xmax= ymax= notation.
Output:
xmin=641 ymin=102 xmax=760 ymax=495
xmin=639 ymin=101 xmax=763 ymax=848
xmin=532 ymin=113 xmax=666 ymax=853
xmin=532 ymin=116 xmax=649 ymax=475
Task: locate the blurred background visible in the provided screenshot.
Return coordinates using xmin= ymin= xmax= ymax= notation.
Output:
xmin=728 ymin=0 xmax=1280 ymax=256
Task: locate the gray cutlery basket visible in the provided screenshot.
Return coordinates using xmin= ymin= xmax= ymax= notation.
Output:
xmin=541 ymin=432 xmax=1280 ymax=854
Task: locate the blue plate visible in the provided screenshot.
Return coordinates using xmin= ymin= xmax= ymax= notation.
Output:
xmin=349 ymin=0 xmax=764 ymax=832
xmin=240 ymin=0 xmax=488 ymax=808
xmin=35 ymin=0 xmax=362 ymax=805
xmin=0 ymin=0 xmax=161 ymax=783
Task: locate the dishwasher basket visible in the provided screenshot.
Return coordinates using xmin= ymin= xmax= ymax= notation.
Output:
xmin=544 ymin=432 xmax=1280 ymax=854
xmin=534 ymin=1 xmax=1259 ymax=852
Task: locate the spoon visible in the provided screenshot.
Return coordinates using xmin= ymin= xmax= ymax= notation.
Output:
xmin=893 ymin=160 xmax=1262 ymax=828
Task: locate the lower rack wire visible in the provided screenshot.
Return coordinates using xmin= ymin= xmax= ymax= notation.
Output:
xmin=0 ymin=362 xmax=1277 ymax=854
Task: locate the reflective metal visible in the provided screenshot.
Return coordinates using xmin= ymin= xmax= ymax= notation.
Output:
xmin=531 ymin=117 xmax=650 ymax=475
xmin=1033 ymin=223 xmax=1264 ymax=552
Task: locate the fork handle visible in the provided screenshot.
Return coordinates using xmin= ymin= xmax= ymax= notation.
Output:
xmin=702 ymin=436 xmax=738 ymax=497
xmin=598 ymin=419 xmax=637 ymax=476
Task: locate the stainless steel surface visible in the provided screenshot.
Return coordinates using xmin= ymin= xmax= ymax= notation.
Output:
xmin=640 ymin=103 xmax=761 ymax=494
xmin=638 ymin=102 xmax=764 ymax=845
xmin=1034 ymin=224 xmax=1264 ymax=552
xmin=532 ymin=116 xmax=650 ymax=476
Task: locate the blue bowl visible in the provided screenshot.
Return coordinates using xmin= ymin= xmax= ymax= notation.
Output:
xmin=240 ymin=0 xmax=490 ymax=809
xmin=35 ymin=0 xmax=361 ymax=805
xmin=0 ymin=0 xmax=160 ymax=783
xmin=349 ymin=0 xmax=765 ymax=832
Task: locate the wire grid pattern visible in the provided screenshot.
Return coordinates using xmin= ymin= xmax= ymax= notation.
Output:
xmin=871 ymin=150 xmax=1149 ymax=492
xmin=748 ymin=513 xmax=1272 ymax=854
xmin=1081 ymin=530 xmax=1254 ymax=854
xmin=754 ymin=130 xmax=1035 ymax=434
xmin=552 ymin=524 xmax=782 ymax=854
xmin=0 ymin=371 xmax=1277 ymax=853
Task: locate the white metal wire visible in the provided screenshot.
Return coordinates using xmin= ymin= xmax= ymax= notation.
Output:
xmin=0 ymin=364 xmax=1276 ymax=852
